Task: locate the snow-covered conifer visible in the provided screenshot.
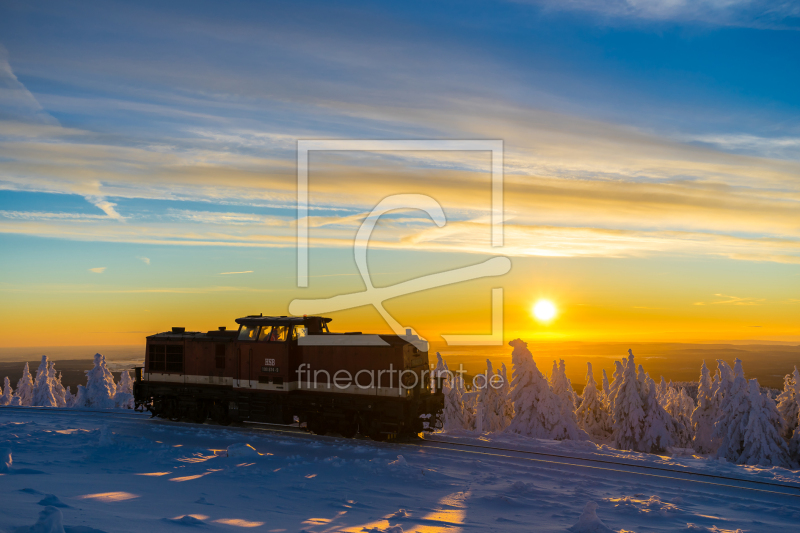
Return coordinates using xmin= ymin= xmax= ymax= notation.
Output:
xmin=500 ymin=362 xmax=514 ymax=425
xmin=611 ymin=350 xmax=646 ymax=452
xmin=656 ymin=376 xmax=669 ymax=406
xmin=601 ymin=369 xmax=610 ymax=404
xmin=575 ymin=362 xmax=610 ymax=439
xmin=740 ymin=379 xmax=792 ymax=468
xmin=639 ymin=375 xmax=675 ymax=453
xmin=691 ymin=361 xmax=718 ymax=453
xmin=477 ymin=360 xmax=507 ymax=432
xmin=15 ymin=362 xmax=34 ymax=406
xmin=713 ymin=359 xmax=751 ymax=463
xmin=31 ymin=356 xmax=58 ymax=407
xmin=52 ymin=367 xmax=67 ymax=408
xmin=505 ymin=339 xmax=588 ymax=441
xmin=663 ymin=387 xmax=693 ymax=448
xmin=550 ymin=359 xmax=579 ymax=408
xmin=64 ymin=386 xmax=75 ymax=408
xmin=606 ymin=360 xmax=625 ymax=415
xmin=114 ymin=370 xmax=134 ymax=409
xmin=0 ymin=377 xmax=12 ymax=406
xmin=776 ymin=367 xmax=799 ymax=440
xmin=73 ymin=353 xmax=117 ymax=409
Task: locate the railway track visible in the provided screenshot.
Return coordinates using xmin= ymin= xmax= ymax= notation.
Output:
xmin=3 ymin=405 xmax=800 ymax=499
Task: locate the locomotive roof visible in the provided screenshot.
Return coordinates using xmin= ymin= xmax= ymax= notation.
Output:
xmin=234 ymin=315 xmax=332 ymax=327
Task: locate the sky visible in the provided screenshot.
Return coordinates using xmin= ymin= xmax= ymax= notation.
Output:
xmin=0 ymin=0 xmax=799 ymax=348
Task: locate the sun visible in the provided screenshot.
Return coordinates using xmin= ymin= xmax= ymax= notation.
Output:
xmin=532 ymin=299 xmax=557 ymax=322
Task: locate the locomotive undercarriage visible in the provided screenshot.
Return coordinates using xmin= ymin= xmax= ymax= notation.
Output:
xmin=134 ymin=381 xmax=442 ymax=441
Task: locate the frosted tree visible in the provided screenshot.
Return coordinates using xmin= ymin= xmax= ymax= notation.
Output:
xmin=505 ymin=339 xmax=588 ymax=441
xmin=656 ymin=376 xmax=669 ymax=406
xmin=32 ymin=356 xmax=58 ymax=407
xmin=606 ymin=360 xmax=625 ymax=415
xmin=640 ymin=374 xmax=675 ymax=453
xmin=435 ymin=354 xmax=469 ymax=431
xmin=612 ymin=350 xmax=646 ymax=451
xmin=0 ymin=377 xmax=12 ymax=406
xmin=550 ymin=359 xmax=579 ymax=409
xmin=73 ymin=353 xmax=117 ymax=409
xmin=477 ymin=360 xmax=507 ymax=432
xmin=52 ymin=367 xmax=67 ymax=408
xmin=739 ymin=379 xmax=792 ymax=468
xmin=114 ymin=370 xmax=134 ymax=409
xmin=575 ymin=362 xmax=610 ymax=439
xmin=601 ymin=369 xmax=610 ymax=404
xmin=692 ymin=361 xmax=718 ymax=453
xmin=500 ymin=363 xmax=514 ymax=427
xmin=15 ymin=362 xmax=34 ymax=406
xmin=713 ymin=359 xmax=752 ymax=464
xmin=776 ymin=367 xmax=799 ymax=440
xmin=663 ymin=387 xmax=693 ymax=448
xmin=64 ymin=386 xmax=75 ymax=408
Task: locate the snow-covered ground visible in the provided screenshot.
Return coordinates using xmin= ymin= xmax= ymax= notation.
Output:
xmin=2 ymin=408 xmax=800 ymax=533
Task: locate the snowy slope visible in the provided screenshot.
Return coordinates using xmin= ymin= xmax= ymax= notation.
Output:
xmin=1 ymin=408 xmax=799 ymax=533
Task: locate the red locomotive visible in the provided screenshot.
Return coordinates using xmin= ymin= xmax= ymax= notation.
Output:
xmin=133 ymin=315 xmax=443 ymax=440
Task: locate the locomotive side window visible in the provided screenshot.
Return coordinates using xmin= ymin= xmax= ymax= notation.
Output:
xmin=165 ymin=345 xmax=183 ymax=372
xmin=294 ymin=326 xmax=307 ymax=339
xmin=214 ymin=344 xmax=225 ymax=369
xmin=238 ymin=325 xmax=259 ymax=341
xmin=149 ymin=344 xmax=165 ymax=372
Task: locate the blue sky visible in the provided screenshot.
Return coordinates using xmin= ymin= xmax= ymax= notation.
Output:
xmin=1 ymin=0 xmax=799 ymax=345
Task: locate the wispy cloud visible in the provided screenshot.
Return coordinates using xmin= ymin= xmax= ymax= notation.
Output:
xmin=524 ymin=0 xmax=800 ymax=28
xmin=89 ymin=267 xmax=106 ymax=274
xmin=694 ymin=294 xmax=766 ymax=306
xmin=138 ymin=256 xmax=150 ymax=265
xmin=219 ymin=270 xmax=253 ymax=275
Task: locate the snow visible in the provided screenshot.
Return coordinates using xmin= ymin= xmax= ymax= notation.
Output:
xmin=2 ymin=408 xmax=800 ymax=533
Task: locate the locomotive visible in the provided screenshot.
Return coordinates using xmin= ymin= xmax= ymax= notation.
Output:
xmin=133 ymin=315 xmax=444 ymax=440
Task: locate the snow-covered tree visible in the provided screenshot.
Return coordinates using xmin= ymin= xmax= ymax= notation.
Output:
xmin=15 ymin=362 xmax=34 ymax=406
xmin=664 ymin=387 xmax=694 ymax=448
xmin=435 ymin=354 xmax=469 ymax=431
xmin=476 ymin=360 xmax=508 ymax=433
xmin=611 ymin=350 xmax=646 ymax=452
xmin=713 ymin=359 xmax=753 ymax=464
xmin=499 ymin=363 xmax=514 ymax=425
xmin=656 ymin=376 xmax=669 ymax=406
xmin=505 ymin=339 xmax=588 ymax=441
xmin=606 ymin=360 xmax=625 ymax=414
xmin=601 ymin=369 xmax=610 ymax=404
xmin=52 ymin=368 xmax=67 ymax=408
xmin=640 ymin=375 xmax=675 ymax=453
xmin=0 ymin=377 xmax=12 ymax=406
xmin=114 ymin=370 xmax=134 ymax=409
xmin=64 ymin=386 xmax=75 ymax=408
xmin=575 ymin=362 xmax=610 ymax=439
xmin=73 ymin=353 xmax=117 ymax=409
xmin=776 ymin=367 xmax=799 ymax=440
xmin=739 ymin=379 xmax=792 ymax=468
xmin=692 ymin=361 xmax=718 ymax=453
xmin=31 ymin=356 xmax=58 ymax=407
xmin=550 ymin=359 xmax=579 ymax=409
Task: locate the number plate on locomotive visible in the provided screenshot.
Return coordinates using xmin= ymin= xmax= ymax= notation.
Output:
xmin=261 ymin=366 xmax=280 ymax=373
